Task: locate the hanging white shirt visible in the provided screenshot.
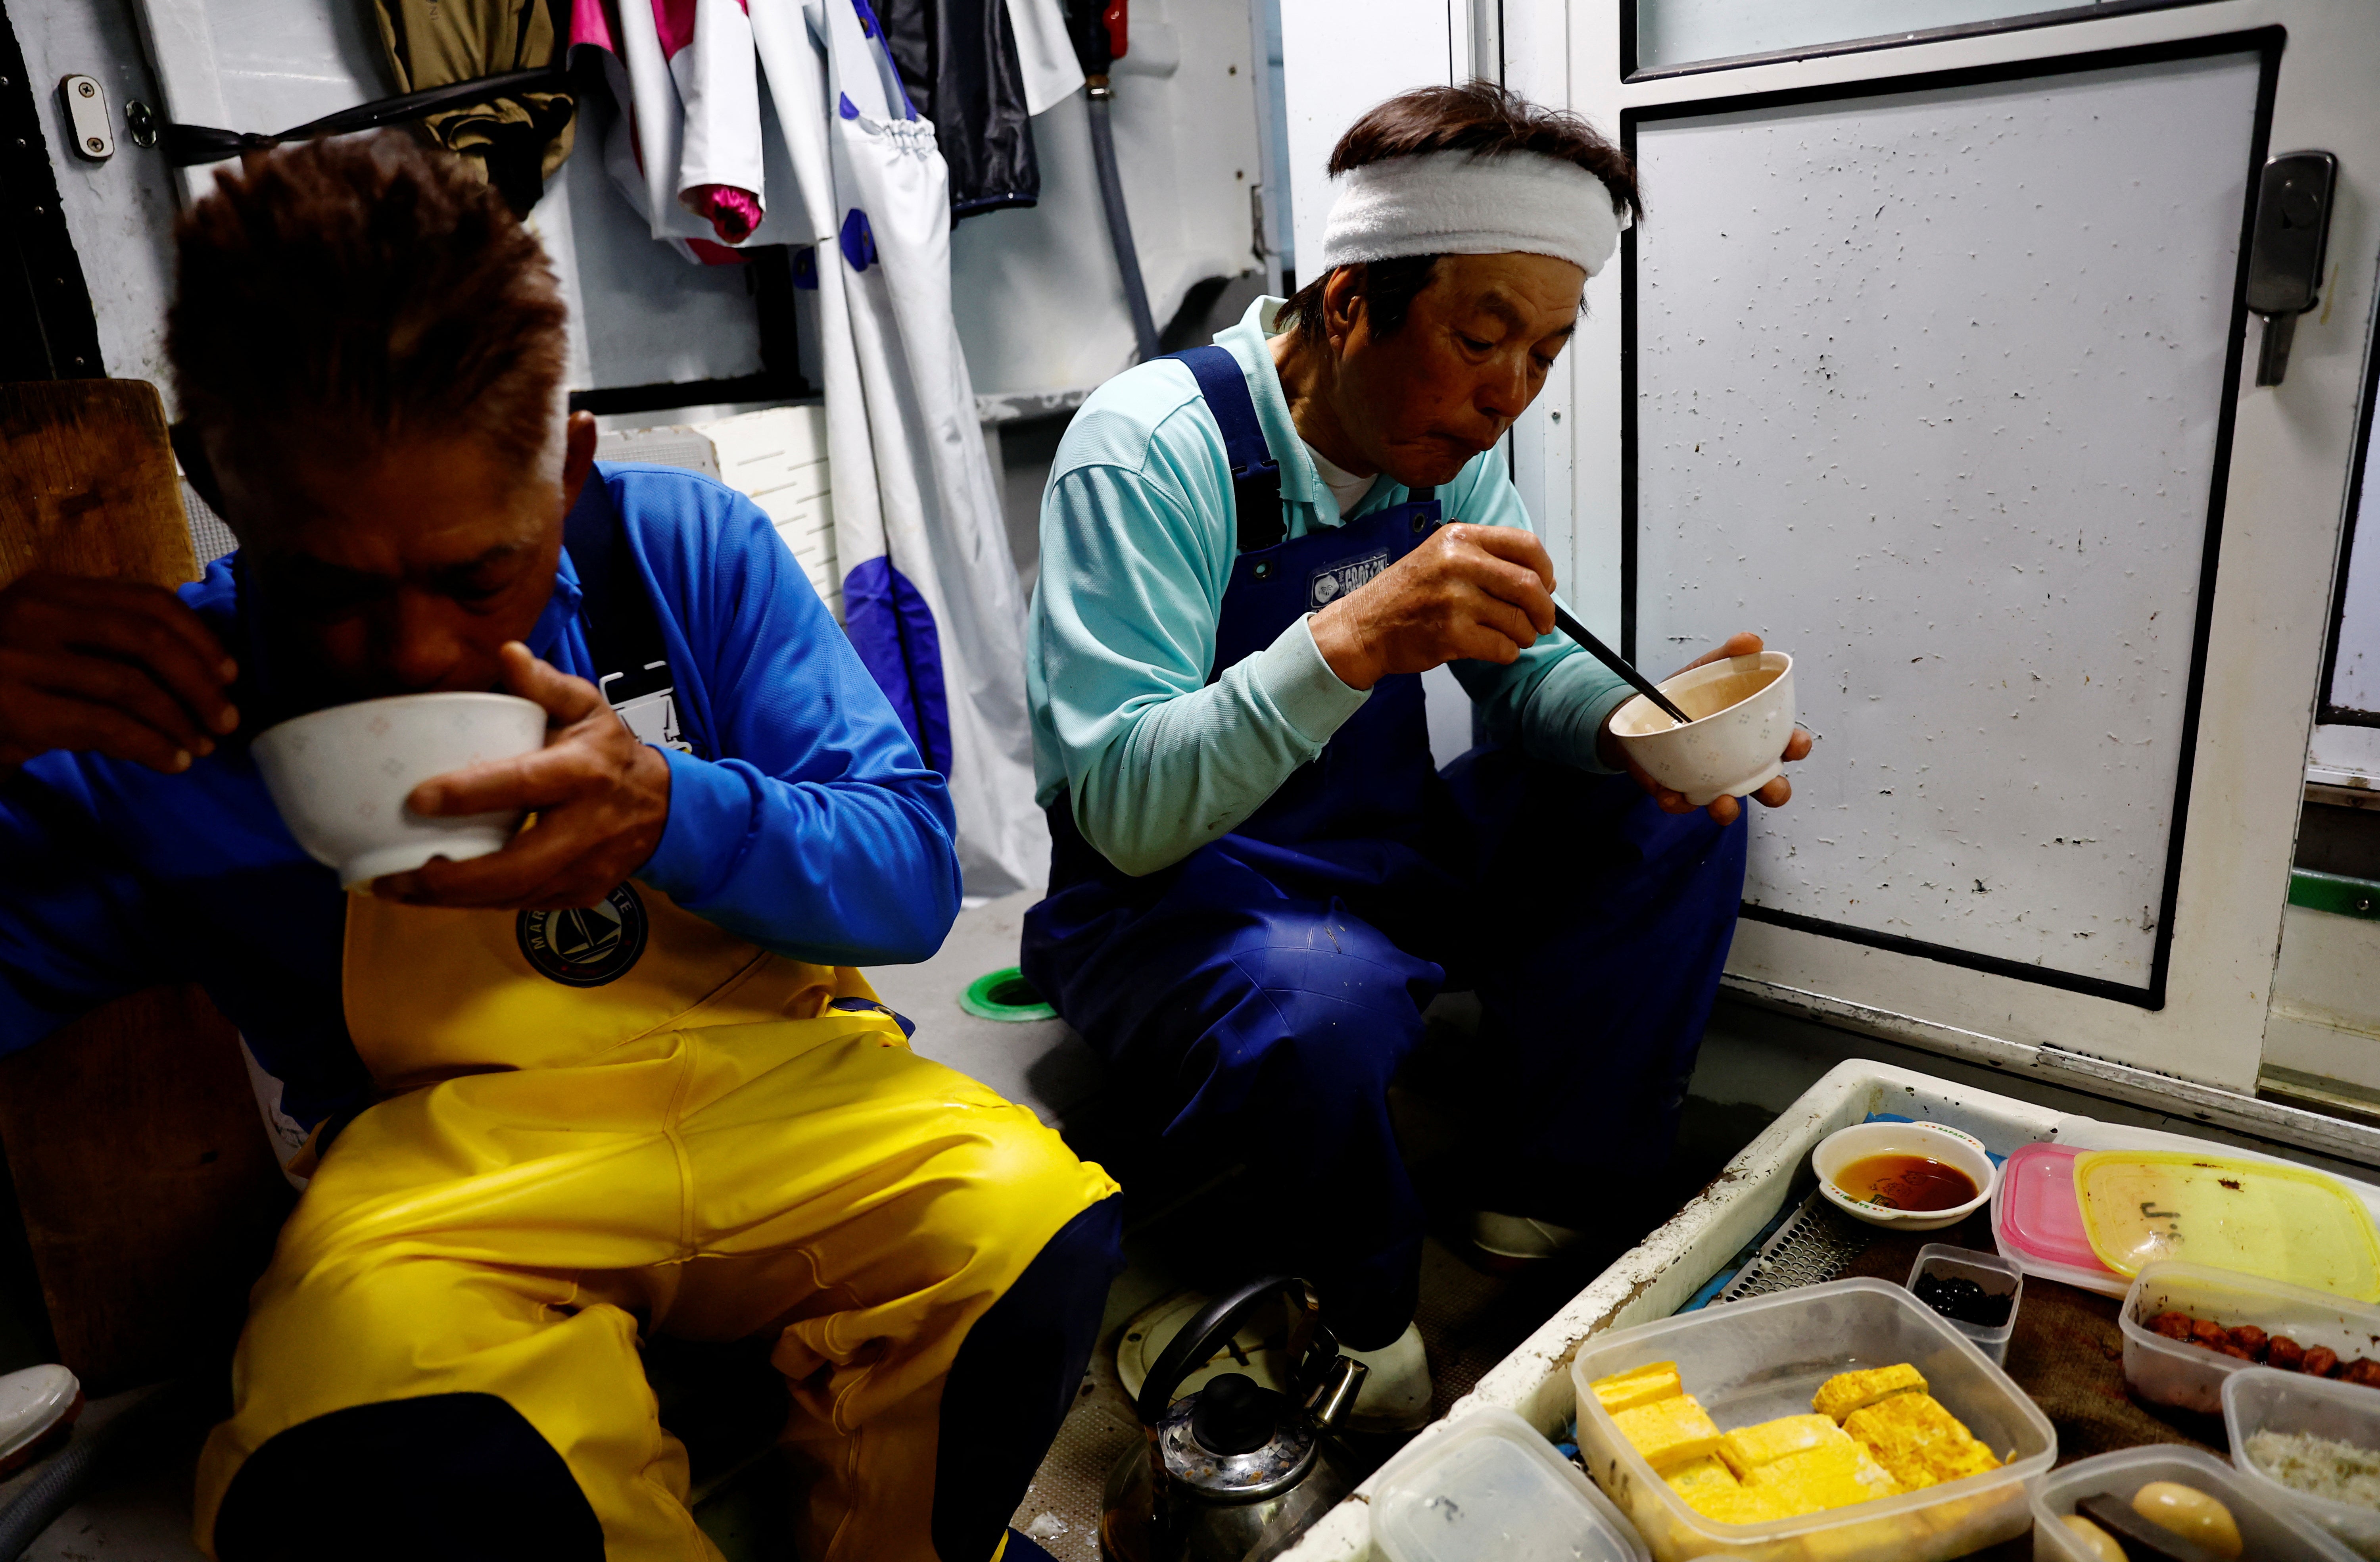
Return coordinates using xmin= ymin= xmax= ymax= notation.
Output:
xmin=1006 ymin=0 xmax=1083 ymax=117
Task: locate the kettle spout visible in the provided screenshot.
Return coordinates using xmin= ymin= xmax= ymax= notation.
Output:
xmin=1301 ymin=1356 xmax=1368 ymax=1433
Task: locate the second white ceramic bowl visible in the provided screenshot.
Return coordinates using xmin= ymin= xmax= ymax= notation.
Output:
xmin=251 ymin=692 xmax=547 ymax=889
xmin=1813 ymin=1119 xmax=1999 ymax=1232
xmin=1608 ymin=651 xmax=1796 ymax=806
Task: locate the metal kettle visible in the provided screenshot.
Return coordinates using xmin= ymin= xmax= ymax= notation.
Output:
xmin=1098 ymin=1275 xmax=1370 ymax=1562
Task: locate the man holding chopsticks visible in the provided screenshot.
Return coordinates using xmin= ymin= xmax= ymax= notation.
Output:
xmin=1021 ymin=83 xmax=1809 ymax=1427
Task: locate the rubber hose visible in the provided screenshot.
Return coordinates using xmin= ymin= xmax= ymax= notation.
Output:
xmin=1086 ymin=90 xmax=1161 ymax=362
xmin=0 ymin=1383 xmax=187 ymax=1561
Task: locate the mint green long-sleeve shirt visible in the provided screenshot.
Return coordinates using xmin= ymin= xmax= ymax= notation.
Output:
xmin=1026 ymin=296 xmax=1632 ymax=877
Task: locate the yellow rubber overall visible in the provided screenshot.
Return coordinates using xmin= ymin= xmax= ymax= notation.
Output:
xmin=193 ymin=884 xmax=1117 ymax=1561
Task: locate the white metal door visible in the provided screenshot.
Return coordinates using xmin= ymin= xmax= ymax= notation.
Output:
xmin=1510 ymin=1 xmax=2380 ymax=1133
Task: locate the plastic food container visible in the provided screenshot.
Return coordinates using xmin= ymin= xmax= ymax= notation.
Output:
xmin=1370 ymin=1406 xmax=1650 ymax=1562
xmin=2031 ymin=1443 xmax=2358 ymax=1561
xmin=1570 ymin=1278 xmax=2054 ymax=1562
xmin=2075 ymin=1149 xmax=2380 ymax=1299
xmin=2224 ymin=1367 xmax=2380 ymax=1558
xmin=2121 ymin=1262 xmax=2380 ymax=1415
xmin=1992 ymin=1141 xmax=2129 ymax=1298
xmin=1904 ymin=1244 xmax=2022 ymax=1366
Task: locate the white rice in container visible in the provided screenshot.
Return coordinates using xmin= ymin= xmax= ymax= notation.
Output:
xmin=2247 ymin=1428 xmax=2380 ymax=1511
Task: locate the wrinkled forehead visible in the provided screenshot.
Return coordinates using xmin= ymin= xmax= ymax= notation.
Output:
xmin=1429 ymin=252 xmax=1591 ymax=331
xmin=200 ymin=402 xmax=567 ymax=494
xmin=202 ymin=413 xmax=564 ymax=554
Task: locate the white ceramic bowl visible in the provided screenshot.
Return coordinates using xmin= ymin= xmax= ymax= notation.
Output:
xmin=1813 ymin=1120 xmax=1999 ymax=1232
xmin=251 ymin=692 xmax=547 ymax=889
xmin=1608 ymin=651 xmax=1796 ymax=807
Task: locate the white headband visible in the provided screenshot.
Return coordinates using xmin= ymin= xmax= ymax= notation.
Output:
xmin=1319 ymin=149 xmax=1628 ymax=279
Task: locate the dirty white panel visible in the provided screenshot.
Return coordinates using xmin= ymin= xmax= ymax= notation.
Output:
xmin=1631 ymin=0 xmax=2165 ymax=73
xmin=951 ymin=0 xmax=1264 ymax=395
xmin=532 ymin=97 xmax=768 ymax=393
xmin=2264 ymin=904 xmax=2380 ymax=1095
xmin=2310 ymin=723 xmax=2380 ymax=789
xmin=2326 ymin=315 xmax=2380 ymax=717
xmin=199 ymin=0 xmax=390 ymax=131
xmin=13 ymin=0 xmax=187 ymax=388
xmin=1278 ymin=0 xmax=1460 ymax=273
xmin=98 ymin=0 xmax=767 ymax=394
xmin=1633 ymin=51 xmax=2261 ymax=991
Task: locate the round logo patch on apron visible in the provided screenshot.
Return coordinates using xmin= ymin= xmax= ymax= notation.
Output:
xmin=517 ymin=884 xmax=650 ymax=987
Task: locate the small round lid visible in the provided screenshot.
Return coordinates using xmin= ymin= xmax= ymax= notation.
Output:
xmin=1160 ymin=1375 xmax=1318 ymax=1503
xmin=1190 ymin=1373 xmax=1277 ymax=1454
xmin=1998 ymin=1142 xmax=2112 ymax=1275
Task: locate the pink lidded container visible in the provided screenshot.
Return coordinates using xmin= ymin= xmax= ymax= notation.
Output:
xmin=1992 ymin=1141 xmax=2128 ymax=1297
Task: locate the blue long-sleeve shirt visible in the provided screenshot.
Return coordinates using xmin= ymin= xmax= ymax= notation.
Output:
xmin=0 ymin=463 xmax=960 ymax=1129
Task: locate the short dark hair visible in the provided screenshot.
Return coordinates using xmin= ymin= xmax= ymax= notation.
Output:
xmin=168 ymin=131 xmax=569 ymax=482
xmin=1279 ymin=82 xmax=1641 ymax=342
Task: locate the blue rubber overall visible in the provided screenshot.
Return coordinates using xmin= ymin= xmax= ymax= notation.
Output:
xmin=1021 ymin=348 xmax=1748 ymax=1347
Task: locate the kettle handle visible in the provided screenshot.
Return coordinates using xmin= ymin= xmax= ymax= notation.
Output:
xmin=1133 ymin=1274 xmax=1341 ymax=1428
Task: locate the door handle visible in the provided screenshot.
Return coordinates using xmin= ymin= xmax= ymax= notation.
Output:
xmin=2246 ymin=151 xmax=2338 ymax=387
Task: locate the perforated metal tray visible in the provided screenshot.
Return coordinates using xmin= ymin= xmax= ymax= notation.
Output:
xmin=1710 ymin=1189 xmax=1873 ymax=1304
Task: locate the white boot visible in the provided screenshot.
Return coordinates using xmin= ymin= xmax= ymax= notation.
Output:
xmin=1471 ymin=1211 xmax=1587 ymax=1270
xmin=1342 ymin=1324 xmax=1433 ymax=1433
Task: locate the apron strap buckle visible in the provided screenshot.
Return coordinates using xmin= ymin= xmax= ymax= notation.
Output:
xmin=1168 ymin=345 xmax=1287 ymax=553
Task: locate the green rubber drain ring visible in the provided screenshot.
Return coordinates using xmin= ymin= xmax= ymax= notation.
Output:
xmin=960 ymin=966 xmax=1055 ymax=1022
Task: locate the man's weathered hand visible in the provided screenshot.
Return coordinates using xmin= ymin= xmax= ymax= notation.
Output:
xmin=1602 ymin=632 xmax=1814 ymax=825
xmin=1308 ymin=523 xmax=1556 ymax=690
xmin=373 ymin=642 xmax=671 ymax=910
xmin=0 ymin=572 xmax=240 ymax=775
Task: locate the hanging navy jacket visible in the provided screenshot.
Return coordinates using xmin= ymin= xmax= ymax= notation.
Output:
xmin=879 ymin=0 xmax=1040 ymax=217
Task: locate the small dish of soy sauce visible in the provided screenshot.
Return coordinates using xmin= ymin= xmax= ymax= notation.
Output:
xmin=1812 ymin=1119 xmax=2000 ymax=1232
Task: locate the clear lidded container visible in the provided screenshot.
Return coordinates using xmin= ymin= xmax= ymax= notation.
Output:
xmin=1370 ymin=1406 xmax=1651 ymax=1562
xmin=2224 ymin=1366 xmax=2380 ymax=1560
xmin=2120 ymin=1261 xmax=2380 ymax=1416
xmin=1904 ymin=1243 xmax=2023 ymax=1367
xmin=2031 ymin=1443 xmax=2357 ymax=1561
xmin=1568 ymin=1278 xmax=2054 ymax=1562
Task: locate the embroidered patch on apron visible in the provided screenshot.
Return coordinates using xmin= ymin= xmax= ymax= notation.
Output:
xmin=516 ymin=884 xmax=651 ymax=987
xmin=1308 ymin=551 xmax=1392 ymax=609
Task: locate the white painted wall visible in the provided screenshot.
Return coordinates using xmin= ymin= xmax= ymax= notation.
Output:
xmin=1498 ymin=0 xmax=1595 ymax=634
xmin=15 ymin=0 xmax=190 ymax=388
xmin=1278 ymin=0 xmax=1467 ymax=271
xmin=36 ymin=0 xmax=772 ymax=401
xmin=527 ymin=96 xmax=770 ymax=394
xmin=196 ymin=0 xmax=386 ymax=127
xmin=1277 ymin=0 xmax=1497 ymax=767
xmin=949 ymin=0 xmax=1264 ymax=395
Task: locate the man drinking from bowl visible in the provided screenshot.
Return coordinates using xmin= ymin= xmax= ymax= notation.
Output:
xmin=1020 ymin=83 xmax=1810 ymax=1426
xmin=0 ymin=134 xmax=1118 ymax=1562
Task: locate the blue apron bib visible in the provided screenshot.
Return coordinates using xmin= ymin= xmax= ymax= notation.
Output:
xmin=1047 ymin=344 xmax=1452 ymax=891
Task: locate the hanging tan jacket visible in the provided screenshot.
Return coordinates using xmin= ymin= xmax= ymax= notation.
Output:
xmin=373 ymin=0 xmax=577 ymax=213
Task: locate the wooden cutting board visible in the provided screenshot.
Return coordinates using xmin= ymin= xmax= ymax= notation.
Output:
xmin=0 ymin=379 xmax=292 ymax=1393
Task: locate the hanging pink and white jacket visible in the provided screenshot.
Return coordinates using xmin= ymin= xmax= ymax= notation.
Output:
xmin=572 ymin=0 xmax=804 ymax=259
